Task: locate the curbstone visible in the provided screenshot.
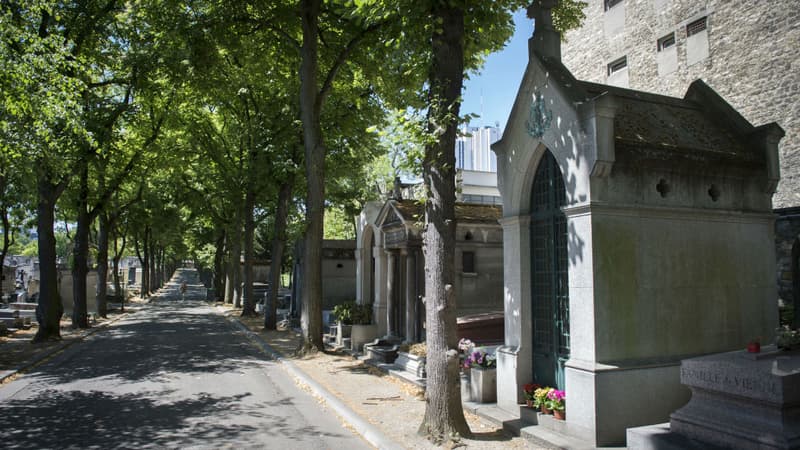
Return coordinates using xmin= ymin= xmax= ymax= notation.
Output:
xmin=228 ymin=318 xmax=405 ymax=450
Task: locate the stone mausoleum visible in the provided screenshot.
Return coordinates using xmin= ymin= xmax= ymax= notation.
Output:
xmin=492 ymin=1 xmax=784 ymax=445
xmin=355 ymin=174 xmax=504 ymax=344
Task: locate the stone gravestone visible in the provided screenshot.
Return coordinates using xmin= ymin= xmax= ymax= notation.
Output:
xmin=629 ymin=347 xmax=800 ymax=449
xmin=670 ymin=347 xmax=800 ymax=449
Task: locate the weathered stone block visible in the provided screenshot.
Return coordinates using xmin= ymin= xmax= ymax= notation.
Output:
xmin=470 ymin=367 xmax=497 ymax=403
xmin=670 ymin=347 xmax=800 ymax=449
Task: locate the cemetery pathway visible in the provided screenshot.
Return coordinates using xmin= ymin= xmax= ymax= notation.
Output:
xmin=0 ymin=280 xmax=370 ymax=449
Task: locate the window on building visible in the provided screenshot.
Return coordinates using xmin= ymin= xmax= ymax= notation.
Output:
xmin=686 ymin=17 xmax=707 ymax=37
xmin=462 ymin=251 xmax=475 ymax=273
xmin=657 ymin=33 xmax=675 ymax=51
xmin=607 ymin=56 xmax=627 ymax=76
xmin=605 ymin=0 xmax=623 ymax=11
xmin=686 ymin=16 xmax=710 ymax=66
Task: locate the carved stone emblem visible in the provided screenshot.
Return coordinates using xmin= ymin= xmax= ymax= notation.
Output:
xmin=526 ymin=90 xmax=552 ymax=138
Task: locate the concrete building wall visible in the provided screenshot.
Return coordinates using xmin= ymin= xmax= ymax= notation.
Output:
xmin=320 ymin=241 xmax=357 ymax=309
xmin=561 ymin=0 xmax=800 ymax=209
xmin=455 ymin=224 xmax=504 ymax=316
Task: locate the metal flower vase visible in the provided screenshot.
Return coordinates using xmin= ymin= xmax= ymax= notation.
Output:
xmin=470 ymin=367 xmax=497 ymax=403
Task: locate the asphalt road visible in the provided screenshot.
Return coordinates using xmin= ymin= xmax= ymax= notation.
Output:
xmin=0 ymin=291 xmax=371 ymax=449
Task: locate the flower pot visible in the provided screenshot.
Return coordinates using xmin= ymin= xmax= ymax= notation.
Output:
xmin=541 ymin=406 xmax=551 ymax=415
xmin=553 ymin=409 xmax=565 ymax=420
xmin=526 ymin=399 xmax=534 ymax=408
xmin=350 ymin=324 xmax=378 ymax=353
xmin=747 ymin=342 xmax=761 ymax=353
xmin=470 ymin=367 xmax=497 ymax=403
xmin=335 ymin=323 xmax=352 ymax=346
xmin=460 ymin=372 xmax=471 ymax=402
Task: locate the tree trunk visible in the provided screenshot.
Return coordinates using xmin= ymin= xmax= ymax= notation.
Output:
xmin=0 ymin=173 xmax=11 ymax=278
xmin=149 ymin=241 xmax=157 ymax=293
xmin=156 ymin=247 xmax=163 ymax=288
xmin=213 ymin=228 xmax=226 ymax=301
xmin=224 ymin=231 xmax=235 ymax=304
xmin=71 ymin=159 xmax=90 ymax=329
xmin=33 ymin=167 xmax=66 ymax=342
xmin=418 ymin=3 xmax=471 ymax=442
xmin=136 ymin=229 xmax=150 ymax=298
xmin=241 ymin=187 xmax=257 ymax=316
xmin=299 ymin=0 xmax=325 ymax=351
xmin=232 ymin=223 xmax=242 ymax=308
xmin=225 ymin=218 xmax=243 ymax=306
xmin=265 ymin=177 xmax=293 ymax=329
xmin=96 ymin=213 xmax=110 ymax=318
xmin=112 ymin=232 xmax=125 ymax=312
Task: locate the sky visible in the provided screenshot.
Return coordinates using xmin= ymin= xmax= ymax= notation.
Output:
xmin=460 ymin=10 xmax=533 ymax=131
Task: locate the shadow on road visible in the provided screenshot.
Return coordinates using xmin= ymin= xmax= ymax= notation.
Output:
xmin=0 ymin=388 xmax=349 ymax=449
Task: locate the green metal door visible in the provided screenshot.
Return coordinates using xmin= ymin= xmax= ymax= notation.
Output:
xmin=531 ymin=151 xmax=570 ymax=389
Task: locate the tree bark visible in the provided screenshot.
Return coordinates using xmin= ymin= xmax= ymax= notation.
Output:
xmin=224 ymin=231 xmax=235 ymax=304
xmin=156 ymin=247 xmax=163 ymax=289
xmin=231 ymin=224 xmax=242 ymax=308
xmin=148 ymin=241 xmax=157 ymax=293
xmin=33 ymin=166 xmax=66 ymax=342
xmin=213 ymin=228 xmax=225 ymax=301
xmin=112 ymin=231 xmax=125 ymax=311
xmin=299 ymin=0 xmax=325 ymax=351
xmin=135 ymin=228 xmax=149 ymax=298
xmin=225 ymin=219 xmax=243 ymax=306
xmin=96 ymin=213 xmax=110 ymax=318
xmin=265 ymin=177 xmax=293 ymax=330
xmin=0 ymin=173 xmax=12 ymax=278
xmin=417 ymin=2 xmax=471 ymax=442
xmin=71 ymin=157 xmax=90 ymax=329
xmin=241 ymin=186 xmax=257 ymax=316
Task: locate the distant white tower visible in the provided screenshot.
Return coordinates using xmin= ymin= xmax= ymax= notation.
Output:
xmin=455 ymin=124 xmax=501 ymax=172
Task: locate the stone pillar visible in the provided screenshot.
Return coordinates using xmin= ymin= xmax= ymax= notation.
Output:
xmin=355 ymin=246 xmax=365 ymax=304
xmin=496 ymin=215 xmax=533 ymax=413
xmin=404 ymin=248 xmax=416 ymax=341
xmin=372 ymin=245 xmax=388 ymax=336
xmin=386 ymin=250 xmax=396 ymax=337
xmin=356 ymin=245 xmax=375 ymax=307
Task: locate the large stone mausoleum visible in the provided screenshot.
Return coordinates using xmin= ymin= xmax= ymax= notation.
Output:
xmin=492 ymin=1 xmax=784 ymax=445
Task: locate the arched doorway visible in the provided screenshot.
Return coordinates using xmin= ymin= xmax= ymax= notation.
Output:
xmin=530 ymin=150 xmax=570 ymax=389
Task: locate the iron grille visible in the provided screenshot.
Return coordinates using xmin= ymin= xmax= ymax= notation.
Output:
xmin=687 ymin=17 xmax=707 ymax=37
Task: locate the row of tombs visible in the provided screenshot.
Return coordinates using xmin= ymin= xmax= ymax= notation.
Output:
xmin=308 ymin=4 xmax=797 ymax=448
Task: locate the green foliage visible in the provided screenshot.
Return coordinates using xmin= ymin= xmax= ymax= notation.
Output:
xmin=323 ymin=207 xmax=356 ymax=240
xmin=552 ymin=1 xmax=588 ymax=34
xmin=332 ymin=301 xmax=372 ymax=325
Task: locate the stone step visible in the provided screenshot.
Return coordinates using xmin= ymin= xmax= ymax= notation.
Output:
xmin=7 ymin=302 xmax=37 ymax=311
xmin=0 ymin=309 xmax=20 ymax=318
xmin=17 ymin=310 xmax=36 ymax=319
xmin=0 ymin=317 xmax=22 ymax=328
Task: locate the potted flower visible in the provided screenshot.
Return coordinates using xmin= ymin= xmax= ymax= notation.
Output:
xmin=545 ymin=389 xmax=566 ymax=420
xmin=466 ymin=349 xmax=497 ymax=403
xmin=523 ymin=383 xmax=540 ymax=408
xmin=348 ymin=303 xmax=377 ymax=353
xmin=533 ymin=386 xmax=553 ymax=413
xmin=331 ymin=302 xmax=355 ymax=346
xmin=747 ymin=337 xmax=761 ymax=353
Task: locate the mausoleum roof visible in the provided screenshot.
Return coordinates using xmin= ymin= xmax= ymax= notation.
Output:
xmin=579 ymin=80 xmax=754 ymax=162
xmin=379 ymin=200 xmax=502 ymax=229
